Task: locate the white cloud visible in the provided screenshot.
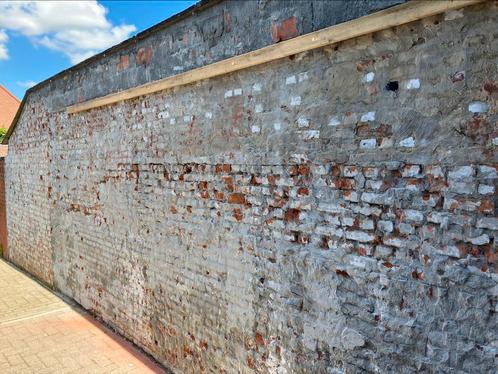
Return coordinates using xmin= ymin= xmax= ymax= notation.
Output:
xmin=0 ymin=1 xmax=136 ymax=64
xmin=17 ymin=80 xmax=38 ymax=88
xmin=0 ymin=30 xmax=8 ymax=60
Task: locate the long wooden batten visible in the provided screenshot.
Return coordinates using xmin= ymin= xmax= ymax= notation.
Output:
xmin=67 ymin=0 xmax=483 ymax=114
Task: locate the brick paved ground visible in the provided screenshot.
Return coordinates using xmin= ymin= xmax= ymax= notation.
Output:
xmin=0 ymin=259 xmax=166 ymax=373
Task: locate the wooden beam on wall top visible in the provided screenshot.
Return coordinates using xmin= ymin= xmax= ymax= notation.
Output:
xmin=67 ymin=0 xmax=484 ymax=114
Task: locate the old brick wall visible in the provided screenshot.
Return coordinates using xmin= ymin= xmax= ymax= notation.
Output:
xmin=0 ymin=158 xmax=7 ymax=258
xmin=5 ymin=98 xmax=53 ymax=285
xmin=5 ymin=1 xmax=498 ymax=373
xmin=41 ymin=0 xmax=405 ymax=112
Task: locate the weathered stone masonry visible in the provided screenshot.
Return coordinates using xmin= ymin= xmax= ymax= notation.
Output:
xmin=4 ymin=1 xmax=498 ymax=373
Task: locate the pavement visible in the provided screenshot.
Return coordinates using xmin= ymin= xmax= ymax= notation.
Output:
xmin=0 ymin=258 xmax=166 ymax=373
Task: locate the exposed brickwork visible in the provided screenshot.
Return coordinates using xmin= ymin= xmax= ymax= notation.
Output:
xmin=28 ymin=0 xmax=405 ymax=111
xmin=5 ymin=101 xmax=53 ymax=285
xmin=117 ymin=55 xmax=130 ymax=71
xmin=0 ymin=159 xmax=7 ymax=257
xmin=271 ymin=16 xmax=300 ymax=43
xmin=136 ymin=47 xmax=154 ymax=66
xmin=4 ymin=2 xmax=498 ymax=373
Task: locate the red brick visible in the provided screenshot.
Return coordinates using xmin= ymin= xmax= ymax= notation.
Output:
xmin=233 ymin=208 xmax=243 ymax=222
xmin=267 ymin=175 xmax=279 ymax=185
xmin=331 ymin=178 xmax=355 ymax=190
xmin=284 ymin=209 xmax=300 ymax=222
xmin=223 ymin=176 xmax=235 ymax=191
xmin=477 ymin=199 xmax=494 ymax=214
xmin=136 ymin=47 xmax=153 ymax=65
xmin=215 ymin=164 xmax=232 ymax=173
xmin=255 ymin=332 xmax=265 ymax=346
xmin=117 ymin=55 xmax=129 ymax=71
xmin=297 ymin=187 xmax=309 ymax=196
xmin=330 ymin=165 xmax=341 ymax=177
xmin=250 ymin=175 xmax=261 ymax=186
xmin=228 ymin=193 xmax=246 ymax=204
xmin=271 ymin=16 xmax=299 ymax=43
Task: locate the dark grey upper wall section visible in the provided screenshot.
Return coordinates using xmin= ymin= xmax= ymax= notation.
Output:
xmin=35 ymin=0 xmax=407 ymax=111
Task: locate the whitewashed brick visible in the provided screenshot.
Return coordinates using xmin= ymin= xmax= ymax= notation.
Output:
xmin=360 ymin=112 xmax=375 ymax=122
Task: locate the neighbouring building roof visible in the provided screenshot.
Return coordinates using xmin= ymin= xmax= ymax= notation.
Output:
xmin=0 ymin=84 xmax=20 ymax=131
xmin=0 ymin=84 xmax=19 ymax=157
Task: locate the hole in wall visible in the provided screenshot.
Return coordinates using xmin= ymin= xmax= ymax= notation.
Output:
xmin=385 ymin=81 xmax=399 ymax=92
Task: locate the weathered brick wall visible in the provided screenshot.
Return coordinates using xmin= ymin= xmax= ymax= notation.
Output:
xmin=43 ymin=0 xmax=405 ymax=112
xmin=0 ymin=158 xmax=8 ymax=257
xmin=5 ymin=98 xmax=53 ymax=285
xmin=5 ymin=2 xmax=498 ymax=373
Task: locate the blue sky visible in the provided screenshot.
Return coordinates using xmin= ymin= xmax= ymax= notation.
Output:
xmin=0 ymin=1 xmax=197 ymax=100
